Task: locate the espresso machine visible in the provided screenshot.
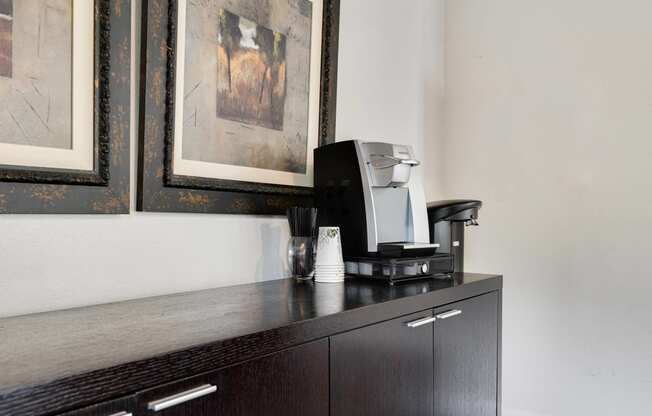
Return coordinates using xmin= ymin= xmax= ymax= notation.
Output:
xmin=314 ymin=140 xmax=448 ymax=283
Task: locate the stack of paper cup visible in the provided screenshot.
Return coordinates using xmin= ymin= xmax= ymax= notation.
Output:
xmin=314 ymin=227 xmax=345 ymax=283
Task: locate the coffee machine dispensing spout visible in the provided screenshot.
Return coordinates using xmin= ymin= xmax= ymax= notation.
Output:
xmin=427 ymin=200 xmax=482 ymax=273
xmin=465 ymin=218 xmax=479 ymax=227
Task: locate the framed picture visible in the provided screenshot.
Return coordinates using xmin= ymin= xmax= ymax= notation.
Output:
xmin=0 ymin=0 xmax=131 ymax=214
xmin=138 ymin=0 xmax=340 ymax=214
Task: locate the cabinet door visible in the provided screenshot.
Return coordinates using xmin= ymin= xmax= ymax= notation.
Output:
xmin=434 ymin=292 xmax=499 ymax=416
xmin=212 ymin=338 xmax=329 ymax=416
xmin=331 ymin=311 xmax=435 ymax=416
xmin=137 ymin=339 xmax=329 ymax=416
xmin=58 ymin=396 xmax=136 ymax=416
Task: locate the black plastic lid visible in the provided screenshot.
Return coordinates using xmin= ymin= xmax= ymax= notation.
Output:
xmin=426 ymin=199 xmax=482 ymax=222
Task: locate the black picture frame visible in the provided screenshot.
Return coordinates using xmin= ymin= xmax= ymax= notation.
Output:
xmin=0 ymin=0 xmax=131 ymax=214
xmin=138 ymin=0 xmax=340 ymax=214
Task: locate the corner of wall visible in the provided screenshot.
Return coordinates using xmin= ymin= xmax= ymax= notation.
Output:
xmin=420 ymin=0 xmax=446 ymax=202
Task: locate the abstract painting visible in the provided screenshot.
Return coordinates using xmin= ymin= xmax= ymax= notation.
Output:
xmin=0 ymin=0 xmax=132 ymax=214
xmin=175 ymin=0 xmax=316 ymax=182
xmin=138 ymin=0 xmax=340 ymax=215
xmin=0 ymin=0 xmax=12 ymax=78
xmin=216 ymin=9 xmax=287 ymax=131
xmin=0 ymin=0 xmax=73 ymax=151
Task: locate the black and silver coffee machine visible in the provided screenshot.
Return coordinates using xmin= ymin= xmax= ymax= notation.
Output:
xmin=315 ymin=140 xmax=434 ymax=258
xmin=314 ymin=140 xmax=481 ymax=282
xmin=315 ymin=140 xmax=437 ymax=283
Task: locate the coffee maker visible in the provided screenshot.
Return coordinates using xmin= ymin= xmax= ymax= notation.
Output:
xmin=427 ymin=200 xmax=482 ymax=273
xmin=315 ymin=140 xmax=445 ymax=283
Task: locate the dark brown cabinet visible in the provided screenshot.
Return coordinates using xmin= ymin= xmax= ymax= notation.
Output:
xmin=331 ymin=292 xmax=500 ymax=416
xmin=136 ymin=339 xmax=329 ymax=416
xmin=14 ymin=276 xmax=501 ymax=416
xmin=55 ymin=293 xmax=500 ymax=416
xmin=331 ymin=311 xmax=436 ymax=416
xmin=434 ymin=292 xmax=499 ymax=416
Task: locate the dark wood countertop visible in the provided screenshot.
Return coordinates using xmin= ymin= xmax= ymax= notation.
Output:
xmin=0 ymin=273 xmax=502 ymax=416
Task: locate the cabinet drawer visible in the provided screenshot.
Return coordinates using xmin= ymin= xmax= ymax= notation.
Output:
xmin=57 ymin=396 xmax=136 ymax=416
xmin=137 ymin=339 xmax=329 ymax=416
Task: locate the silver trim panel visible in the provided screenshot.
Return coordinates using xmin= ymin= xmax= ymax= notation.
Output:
xmin=354 ymin=140 xmax=379 ymax=253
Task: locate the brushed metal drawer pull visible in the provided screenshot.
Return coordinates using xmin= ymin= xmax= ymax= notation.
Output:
xmin=406 ymin=316 xmax=436 ymax=328
xmin=436 ymin=309 xmax=462 ymax=320
xmin=107 ymin=412 xmax=132 ymax=416
xmin=148 ymin=384 xmax=217 ymax=412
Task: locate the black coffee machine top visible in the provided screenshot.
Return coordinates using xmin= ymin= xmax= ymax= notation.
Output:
xmin=427 ymin=200 xmax=482 ymax=273
xmin=427 ymin=200 xmax=482 ymax=224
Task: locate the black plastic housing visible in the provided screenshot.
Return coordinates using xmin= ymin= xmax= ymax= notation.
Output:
xmin=427 ymin=200 xmax=482 ymax=273
xmin=314 ymin=141 xmax=369 ymax=257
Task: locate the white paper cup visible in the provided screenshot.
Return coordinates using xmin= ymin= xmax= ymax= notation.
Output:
xmin=315 ymin=227 xmax=344 ymax=266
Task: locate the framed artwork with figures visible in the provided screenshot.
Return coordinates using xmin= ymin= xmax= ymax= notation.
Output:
xmin=138 ymin=0 xmax=340 ymax=214
xmin=0 ymin=0 xmax=131 ymax=214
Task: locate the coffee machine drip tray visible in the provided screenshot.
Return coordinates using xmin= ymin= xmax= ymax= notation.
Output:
xmin=377 ymin=242 xmax=439 ymax=258
xmin=345 ymin=254 xmax=453 ymax=285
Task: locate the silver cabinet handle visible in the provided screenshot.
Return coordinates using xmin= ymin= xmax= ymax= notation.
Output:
xmin=108 ymin=413 xmax=132 ymax=416
xmin=436 ymin=309 xmax=462 ymax=320
xmin=148 ymin=384 xmax=217 ymax=412
xmin=406 ymin=316 xmax=436 ymax=328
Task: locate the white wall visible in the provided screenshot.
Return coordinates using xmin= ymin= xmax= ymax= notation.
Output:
xmin=337 ymin=0 xmax=445 ymax=197
xmin=0 ymin=0 xmax=443 ymax=318
xmin=444 ymin=0 xmax=652 ymax=414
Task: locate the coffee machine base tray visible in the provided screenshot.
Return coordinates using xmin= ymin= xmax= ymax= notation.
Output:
xmin=344 ymin=254 xmax=454 ymax=285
